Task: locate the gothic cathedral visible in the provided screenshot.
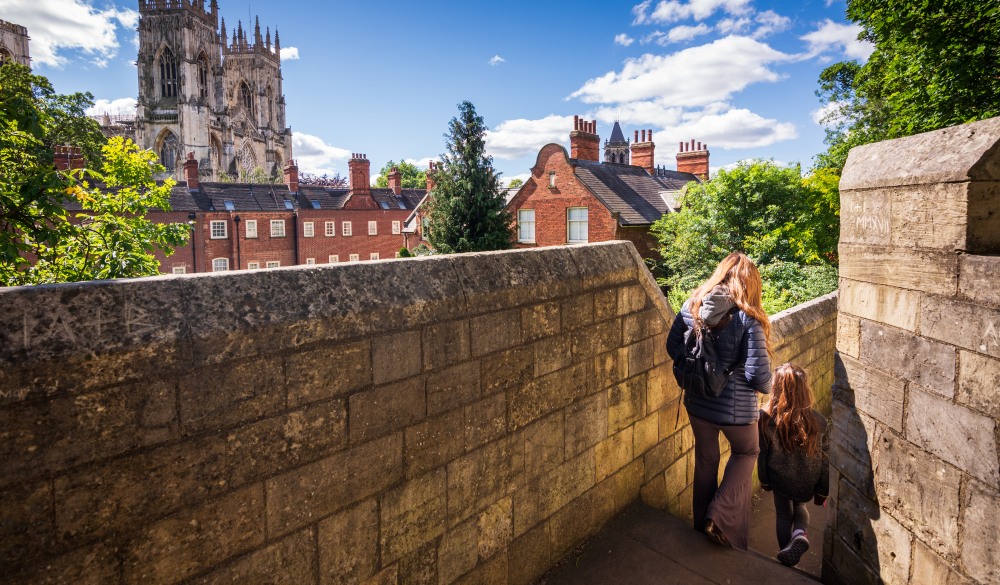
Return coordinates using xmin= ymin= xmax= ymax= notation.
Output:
xmin=136 ymin=0 xmax=292 ymax=181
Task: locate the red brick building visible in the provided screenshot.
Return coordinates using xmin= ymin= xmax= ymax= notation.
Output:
xmin=152 ymin=154 xmax=426 ymax=273
xmin=506 ymin=117 xmax=709 ymax=259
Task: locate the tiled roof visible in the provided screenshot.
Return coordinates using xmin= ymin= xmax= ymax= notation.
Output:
xmin=571 ymin=160 xmax=698 ymax=226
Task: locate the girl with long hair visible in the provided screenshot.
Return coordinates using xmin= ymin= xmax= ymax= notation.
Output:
xmin=758 ymin=363 xmax=830 ymax=567
xmin=666 ymin=252 xmax=773 ymax=550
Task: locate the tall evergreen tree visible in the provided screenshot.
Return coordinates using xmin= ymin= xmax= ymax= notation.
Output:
xmin=425 ymin=101 xmax=511 ymax=253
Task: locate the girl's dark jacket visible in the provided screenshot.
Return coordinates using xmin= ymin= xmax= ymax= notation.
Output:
xmin=757 ymin=408 xmax=830 ymax=502
xmin=666 ymin=287 xmax=772 ymax=426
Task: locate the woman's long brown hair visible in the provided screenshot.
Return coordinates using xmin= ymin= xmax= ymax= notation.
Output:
xmin=766 ymin=363 xmax=821 ymax=456
xmin=689 ymin=252 xmax=772 ymax=356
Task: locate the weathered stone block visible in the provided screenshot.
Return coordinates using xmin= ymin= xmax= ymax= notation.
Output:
xmin=560 ymin=294 xmax=594 ymax=331
xmin=640 ymin=473 xmax=667 ymax=510
xmin=381 ymin=469 xmax=447 ymax=563
xmin=645 ymin=364 xmax=678 ymax=414
xmin=453 ymin=246 xmax=580 ymax=309
xmin=438 ymin=518 xmax=478 ymax=584
xmin=422 ymin=320 xmax=470 ymax=371
xmin=617 ymin=284 xmax=647 ymax=316
xmin=839 ymin=189 xmax=890 ymax=246
xmin=571 ymin=319 xmax=623 ymax=362
xmin=447 ymin=439 xmax=511 ymax=523
xmin=547 ymin=489 xmax=595 ymax=559
xmin=960 ymin=254 xmax=1000 ymax=307
xmin=839 ymin=279 xmax=918 ymax=332
xmin=542 ymin=450 xmax=596 ymax=518
xmin=456 ymin=550 xmax=506 ymax=585
xmin=835 ymin=479 xmax=911 ymax=585
xmin=521 ymin=301 xmax=559 ymax=342
xmin=511 ymin=413 xmax=563 ymax=485
xmin=633 ymin=412 xmax=659 ymax=456
xmin=961 ymin=483 xmax=1000 ymax=585
xmin=318 ymin=500 xmax=379 ymax=585
xmin=874 ymin=432 xmax=960 ymax=555
xmin=350 ymin=378 xmax=425 ymax=444
xmin=363 ymin=566 xmax=399 ymax=585
xmin=267 ymin=433 xmax=402 ymax=537
xmin=627 ymin=337 xmax=656 ymax=377
xmin=0 ymin=480 xmax=55 ymax=574
xmin=657 ymin=398 xmax=688 ymax=440
xmin=830 ymin=397 xmax=878 ymax=498
xmin=957 ymin=350 xmax=1000 ymax=418
xmin=533 ymin=335 xmax=572 ymax=377
xmin=481 ymin=346 xmax=532 ymax=397
xmin=911 ymin=540 xmax=972 ymax=585
xmin=593 ymin=347 xmax=628 ymax=392
xmin=464 ymin=393 xmax=507 ymax=452
xmin=507 ymin=524 xmax=551 ymax=585
xmin=124 ymin=484 xmax=265 ymax=584
xmin=837 ymin=354 xmax=905 ymax=431
xmin=478 ymin=497 xmax=512 ymax=560
xmin=286 ymin=340 xmax=371 ymax=407
xmin=427 ymin=362 xmax=480 ymax=416
xmin=471 ymin=309 xmax=521 ymax=357
xmin=860 ymin=321 xmax=955 ymax=397
xmin=968 ymin=182 xmax=1000 ymax=253
xmin=181 ymin=357 xmax=284 ymax=434
xmin=6 ymin=542 xmax=119 ymax=585
xmin=593 ymin=288 xmax=618 ymax=322
xmin=596 ymin=427 xmax=633 ymax=482
xmin=398 ymin=535 xmax=438 ymax=585
xmin=567 ymin=242 xmax=636 ymax=291
xmin=607 ymin=375 xmax=645 ymax=434
xmin=192 ymin=528 xmax=317 ymax=585
xmin=839 ymin=244 xmax=958 ymax=296
xmin=922 ymin=296 xmax=1000 ymax=359
xmin=906 ymin=386 xmax=999 ymax=487
xmin=643 ymin=431 xmax=682 ymax=481
xmin=891 ymin=183 xmax=971 ymax=251
xmin=622 ymin=308 xmax=664 ymax=345
xmin=564 ymin=392 xmax=606 ymax=459
xmin=404 ymin=408 xmax=464 ymax=479
xmin=509 ymin=362 xmax=589 ymax=430
xmin=373 ymin=331 xmax=422 ymax=385
xmin=664 ymin=458 xmax=687 ymax=499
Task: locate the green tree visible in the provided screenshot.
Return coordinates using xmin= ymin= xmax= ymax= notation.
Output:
xmin=5 ymin=137 xmax=190 ymax=285
xmin=815 ymin=0 xmax=1000 ymax=171
xmin=651 ymin=160 xmax=839 ymax=313
xmin=507 ymin=178 xmax=523 ymax=188
xmin=374 ymin=160 xmax=426 ymax=189
xmin=425 ymin=101 xmax=512 ymax=253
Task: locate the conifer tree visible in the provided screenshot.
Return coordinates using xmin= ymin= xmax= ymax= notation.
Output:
xmin=425 ymin=101 xmax=511 ymax=253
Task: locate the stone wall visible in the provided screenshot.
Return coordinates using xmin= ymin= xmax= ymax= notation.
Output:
xmin=770 ymin=291 xmax=838 ymax=416
xmin=827 ymin=117 xmax=1000 ymax=585
xmin=0 ymin=242 xmax=692 ymax=585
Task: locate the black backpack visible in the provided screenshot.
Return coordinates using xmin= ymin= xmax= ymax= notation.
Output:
xmin=672 ymin=308 xmax=738 ymax=398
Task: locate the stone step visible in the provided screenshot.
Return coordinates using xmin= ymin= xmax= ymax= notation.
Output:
xmin=538 ymin=503 xmax=819 ymax=584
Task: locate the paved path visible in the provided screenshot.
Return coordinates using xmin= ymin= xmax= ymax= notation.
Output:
xmin=538 ymin=503 xmax=819 ymax=585
xmin=749 ymin=489 xmax=828 ymax=578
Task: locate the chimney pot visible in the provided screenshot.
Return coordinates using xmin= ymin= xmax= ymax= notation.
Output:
xmin=635 ymin=131 xmax=640 ymax=142
xmin=649 ymin=130 xmax=653 ymax=142
xmin=184 ymin=151 xmax=200 ymax=190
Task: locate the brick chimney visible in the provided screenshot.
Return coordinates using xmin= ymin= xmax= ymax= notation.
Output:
xmin=184 ymin=152 xmax=200 ymax=190
xmin=348 ymin=153 xmax=371 ymax=196
xmin=387 ymin=166 xmax=402 ymax=195
xmin=283 ymin=159 xmax=299 ymax=193
xmin=676 ymin=139 xmax=710 ymax=181
xmin=426 ymin=161 xmax=437 ymax=192
xmin=53 ymin=146 xmax=85 ymax=171
xmin=570 ymin=115 xmax=600 ymax=162
xmin=630 ymin=129 xmax=655 ymax=176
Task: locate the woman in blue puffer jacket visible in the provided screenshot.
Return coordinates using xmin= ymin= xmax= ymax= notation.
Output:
xmin=666 ymin=252 xmax=773 ymax=550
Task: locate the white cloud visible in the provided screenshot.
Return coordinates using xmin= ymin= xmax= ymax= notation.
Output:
xmin=632 ymin=1 xmax=653 ymax=25
xmin=615 ymin=33 xmax=635 ymax=47
xmin=404 ymin=157 xmax=439 ymax=170
xmin=666 ymin=23 xmax=712 ymax=43
xmin=570 ymin=36 xmax=790 ymax=107
xmin=485 ymin=114 xmax=573 ymax=160
xmin=801 ymin=20 xmax=874 ymax=61
xmin=291 ymin=133 xmax=351 ymax=176
xmin=3 ymin=0 xmax=138 ymax=68
xmin=661 ymin=107 xmax=798 ymax=149
xmin=752 ymin=10 xmax=790 ymax=39
xmin=280 ymin=47 xmax=300 ymax=61
xmin=717 ymin=16 xmax=751 ymax=34
xmin=86 ymin=97 xmax=137 ymax=116
xmin=590 ymin=101 xmax=685 ymax=128
xmin=811 ymin=100 xmax=850 ymax=129
xmin=489 ymin=55 xmax=505 ymax=66
xmin=648 ymin=0 xmax=751 ymax=24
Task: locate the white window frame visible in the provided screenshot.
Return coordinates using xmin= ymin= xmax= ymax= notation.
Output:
xmin=328 ymin=255 xmax=339 ymax=263
xmin=248 ymin=261 xmax=260 ymax=269
xmin=368 ymin=221 xmax=378 ymax=235
xmin=325 ymin=221 xmax=336 ymax=237
xmin=305 ymin=258 xmax=316 ymax=265
xmin=518 ymin=209 xmax=536 ymax=243
xmin=349 ymin=253 xmax=360 ymax=262
xmin=245 ymin=219 xmax=257 ymax=239
xmin=270 ymin=219 xmax=286 ymax=238
xmin=266 ymin=261 xmax=281 ymax=268
xmin=567 ymin=207 xmax=589 ymax=244
xmin=303 ymin=221 xmax=314 ymax=238
xmin=212 ymin=258 xmax=229 ymax=271
xmin=172 ymin=266 xmax=187 ymax=274
xmin=343 ymin=221 xmax=353 ymax=237
xmin=210 ymin=220 xmax=227 ymax=239
xmin=392 ymin=220 xmax=401 ymax=235
xmin=370 ymin=252 xmax=380 ymax=260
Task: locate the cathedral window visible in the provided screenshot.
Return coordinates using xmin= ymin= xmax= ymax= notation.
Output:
xmin=159 ymin=132 xmax=179 ymax=171
xmin=197 ymin=55 xmax=209 ymax=99
xmin=240 ymin=82 xmax=254 ymax=117
xmin=159 ymin=48 xmax=178 ymax=98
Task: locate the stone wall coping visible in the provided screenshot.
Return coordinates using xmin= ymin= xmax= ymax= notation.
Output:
xmin=771 ymin=291 xmax=838 ymax=342
xmin=840 ymin=116 xmax=1000 ymax=191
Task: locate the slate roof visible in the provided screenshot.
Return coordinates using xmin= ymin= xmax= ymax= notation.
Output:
xmin=608 ymin=121 xmax=627 ymax=144
xmin=175 ymin=183 xmax=424 ymax=213
xmin=571 ymin=160 xmax=699 ymax=226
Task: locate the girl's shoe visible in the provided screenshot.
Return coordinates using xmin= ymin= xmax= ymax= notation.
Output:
xmin=777 ymin=532 xmax=809 ymax=566
xmin=704 ymin=518 xmax=729 ymax=547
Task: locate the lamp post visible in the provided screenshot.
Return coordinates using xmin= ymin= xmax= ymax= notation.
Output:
xmin=233 ymin=214 xmax=242 ymax=270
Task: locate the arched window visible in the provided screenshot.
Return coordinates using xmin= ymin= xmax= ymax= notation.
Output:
xmin=240 ymin=82 xmax=253 ymax=117
xmin=265 ymin=86 xmax=274 ymax=124
xmin=197 ymin=54 xmax=209 ymax=99
xmin=159 ymin=47 xmax=178 ymax=98
xmin=0 ymin=48 xmax=11 ymax=65
xmin=159 ymin=132 xmax=179 ymax=171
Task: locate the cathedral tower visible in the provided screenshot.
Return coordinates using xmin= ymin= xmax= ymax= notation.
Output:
xmin=136 ymin=0 xmax=292 ymax=181
xmin=603 ymin=121 xmax=629 ymax=165
xmin=0 ymin=19 xmax=31 ymax=67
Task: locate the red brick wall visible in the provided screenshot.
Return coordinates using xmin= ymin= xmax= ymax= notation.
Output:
xmin=615 ymin=225 xmax=660 ymax=261
xmin=296 ymin=210 xmax=409 ymax=264
xmin=508 ymin=144 xmax=617 ymax=248
xmin=150 ymin=211 xmax=196 ymax=274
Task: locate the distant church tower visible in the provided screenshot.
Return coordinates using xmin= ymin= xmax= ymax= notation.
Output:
xmin=0 ymin=19 xmax=31 ymax=67
xmin=604 ymin=121 xmax=630 ymax=165
xmin=136 ymin=0 xmax=292 ymax=181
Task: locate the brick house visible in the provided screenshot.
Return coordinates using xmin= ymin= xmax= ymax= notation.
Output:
xmin=506 ymin=117 xmax=709 ymax=259
xmin=150 ymin=154 xmax=425 ymax=273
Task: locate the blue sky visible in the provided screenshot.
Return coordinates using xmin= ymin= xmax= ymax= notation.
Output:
xmin=6 ymin=0 xmax=870 ymax=184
